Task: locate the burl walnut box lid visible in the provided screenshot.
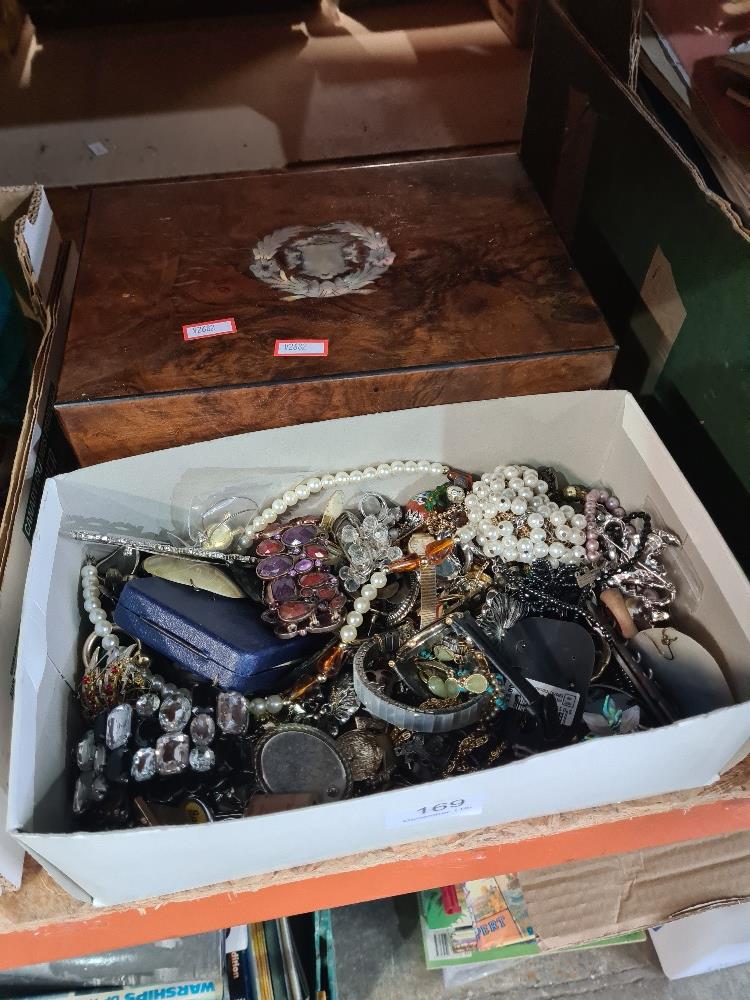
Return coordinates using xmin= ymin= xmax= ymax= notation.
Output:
xmin=57 ymin=153 xmax=613 ymax=406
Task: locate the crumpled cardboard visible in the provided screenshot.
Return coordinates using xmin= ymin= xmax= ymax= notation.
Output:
xmin=521 ymin=829 xmax=750 ymax=949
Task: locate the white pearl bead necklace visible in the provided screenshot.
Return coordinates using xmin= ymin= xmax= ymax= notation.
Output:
xmin=80 ymin=563 xmax=121 ymax=653
xmin=457 ymin=464 xmax=587 ymax=568
xmin=238 ymin=459 xmax=448 ymax=645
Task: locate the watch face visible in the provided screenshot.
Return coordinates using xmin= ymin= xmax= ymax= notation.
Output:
xmin=407 ymin=533 xmax=433 ymax=557
xmin=254 ymin=725 xmax=352 ymax=802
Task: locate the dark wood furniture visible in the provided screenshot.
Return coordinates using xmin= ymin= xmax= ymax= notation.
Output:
xmin=56 ymin=153 xmax=616 ymax=465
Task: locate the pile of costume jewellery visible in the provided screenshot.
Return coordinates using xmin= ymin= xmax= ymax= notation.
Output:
xmin=68 ymin=459 xmax=733 ymax=828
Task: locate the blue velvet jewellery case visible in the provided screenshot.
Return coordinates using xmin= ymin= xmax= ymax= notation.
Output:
xmin=114 ymin=577 xmax=323 ymax=694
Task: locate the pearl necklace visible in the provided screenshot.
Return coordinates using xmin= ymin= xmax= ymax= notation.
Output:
xmin=237 ymin=459 xmax=448 ymax=645
xmin=457 ymin=464 xmax=591 ymax=566
xmin=80 ymin=563 xmax=121 ymax=654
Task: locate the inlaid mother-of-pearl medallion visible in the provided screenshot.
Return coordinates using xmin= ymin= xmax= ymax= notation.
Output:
xmin=249 ymin=221 xmax=395 ymax=300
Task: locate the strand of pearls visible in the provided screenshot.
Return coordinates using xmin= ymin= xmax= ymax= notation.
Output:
xmin=584 ymin=487 xmax=625 ymax=562
xmin=236 ymin=459 xmax=448 ymax=645
xmin=456 ymin=464 xmax=589 ymax=567
xmin=80 ymin=563 xmax=121 ymax=653
xmin=340 ymin=568 xmax=389 ymax=644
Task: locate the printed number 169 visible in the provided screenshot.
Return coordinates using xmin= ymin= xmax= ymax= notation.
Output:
xmin=416 ymin=799 xmax=465 ymax=815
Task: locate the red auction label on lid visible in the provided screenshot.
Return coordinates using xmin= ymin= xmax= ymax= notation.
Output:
xmin=182 ymin=318 xmax=237 ymax=341
xmin=274 ymin=339 xmax=329 ymax=357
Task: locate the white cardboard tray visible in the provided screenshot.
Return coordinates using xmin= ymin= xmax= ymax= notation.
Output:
xmin=8 ymin=390 xmax=750 ymax=905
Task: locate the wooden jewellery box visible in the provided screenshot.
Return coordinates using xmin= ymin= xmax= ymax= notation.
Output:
xmin=55 ymin=152 xmax=616 ymax=465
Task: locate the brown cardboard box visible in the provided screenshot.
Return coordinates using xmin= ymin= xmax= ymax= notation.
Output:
xmin=521 ymin=829 xmax=750 ymax=950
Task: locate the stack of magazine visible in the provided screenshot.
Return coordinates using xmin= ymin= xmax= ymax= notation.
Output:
xmin=419 ymin=875 xmax=644 ymax=970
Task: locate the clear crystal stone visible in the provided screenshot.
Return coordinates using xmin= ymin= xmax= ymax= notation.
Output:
xmin=159 ymin=694 xmax=191 ymax=732
xmin=189 ymin=746 xmax=216 ymax=772
xmin=155 ymin=733 xmax=190 ymax=775
xmin=190 ymin=713 xmax=216 ymax=747
xmin=105 ymin=704 xmax=132 ymax=749
xmin=135 ymin=692 xmax=161 ymax=717
xmin=131 ymin=747 xmax=157 ymax=782
xmin=360 ymin=496 xmax=383 ymax=517
xmin=73 ymin=773 xmax=93 ymax=814
xmin=94 ymin=744 xmax=107 ymax=773
xmin=76 ymin=731 xmax=95 ymax=770
xmin=216 ymin=692 xmax=249 ymax=735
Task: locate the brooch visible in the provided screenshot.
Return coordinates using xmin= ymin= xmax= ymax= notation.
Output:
xmin=254 ymin=517 xmax=346 ymax=637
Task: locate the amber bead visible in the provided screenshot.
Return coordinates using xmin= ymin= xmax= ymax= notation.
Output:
xmin=426 ymin=537 xmax=454 ymax=562
xmin=288 ymin=643 xmax=344 ymax=700
xmin=387 ymin=554 xmax=420 ymax=573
